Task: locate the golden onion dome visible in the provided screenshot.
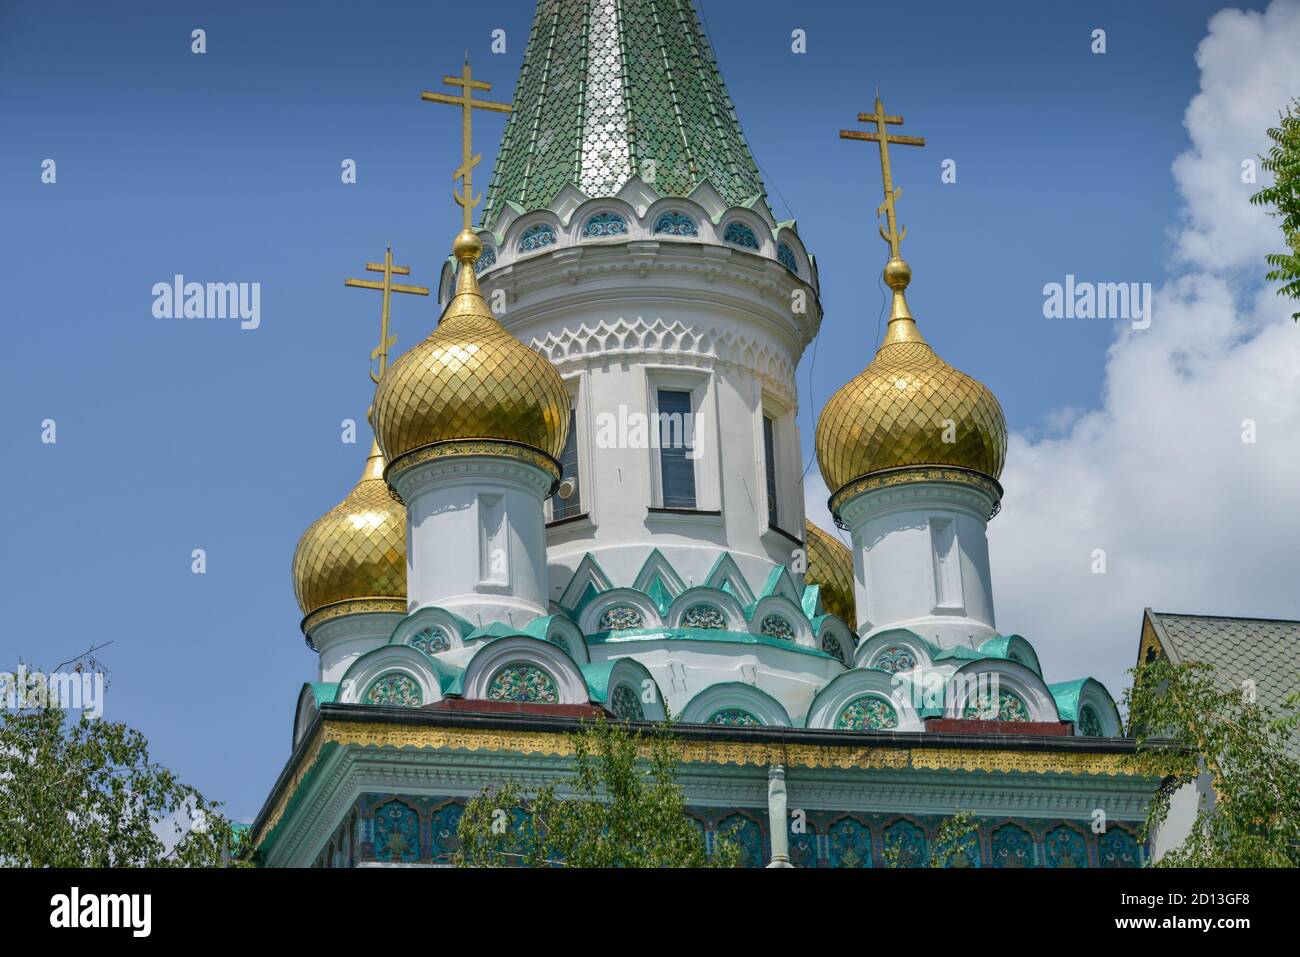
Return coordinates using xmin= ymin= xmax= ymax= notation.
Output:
xmin=815 ymin=258 xmax=1006 ymax=501
xmin=803 ymin=520 xmax=857 ymax=627
xmin=372 ymin=229 xmax=569 ymax=470
xmin=292 ymin=439 xmax=406 ymax=631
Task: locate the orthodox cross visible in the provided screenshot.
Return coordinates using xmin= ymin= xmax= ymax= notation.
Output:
xmin=839 ymin=95 xmax=926 ymax=259
xmin=421 ymin=60 xmax=512 ymax=229
xmin=344 ymin=246 xmax=429 ymax=383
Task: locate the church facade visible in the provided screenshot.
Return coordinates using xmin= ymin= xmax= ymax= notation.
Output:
xmin=252 ymin=0 xmax=1159 ymax=868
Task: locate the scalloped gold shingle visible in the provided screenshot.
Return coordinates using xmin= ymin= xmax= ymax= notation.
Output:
xmin=815 ymin=321 xmax=1006 ymax=494
xmin=804 ymin=520 xmax=856 ymax=627
xmin=372 ymin=235 xmax=569 ymax=465
xmin=292 ymin=441 xmax=406 ymax=617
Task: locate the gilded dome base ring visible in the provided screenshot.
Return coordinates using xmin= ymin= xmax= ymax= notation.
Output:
xmin=829 ymin=466 xmax=1004 ymax=527
xmin=301 ymin=597 xmax=409 ymax=644
xmin=385 ymin=439 xmax=563 ymax=503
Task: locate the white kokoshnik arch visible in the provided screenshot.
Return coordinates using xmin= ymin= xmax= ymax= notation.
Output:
xmin=460 ymin=635 xmax=590 ymax=705
xmin=679 ymin=682 xmax=792 ymax=726
xmin=337 ymin=645 xmax=445 ymax=708
xmin=804 ymin=668 xmax=923 ymax=732
xmin=943 ymin=659 xmax=1060 ymax=723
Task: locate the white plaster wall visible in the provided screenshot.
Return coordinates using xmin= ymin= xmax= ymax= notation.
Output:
xmin=588 ymin=638 xmax=844 ymax=725
xmin=841 ymin=482 xmax=998 ymax=648
xmin=473 ymin=238 xmax=820 ymax=600
xmin=392 ymin=456 xmax=552 ymax=628
xmin=1149 ymin=773 xmax=1213 ymax=862
xmin=310 ymin=612 xmax=404 ymax=683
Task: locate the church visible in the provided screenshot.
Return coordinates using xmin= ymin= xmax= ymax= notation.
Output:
xmin=251 ymin=0 xmax=1161 ymax=868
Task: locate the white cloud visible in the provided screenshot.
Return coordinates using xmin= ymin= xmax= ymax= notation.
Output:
xmin=1173 ymin=1 xmax=1300 ymax=270
xmin=805 ymin=1 xmax=1300 ymax=701
xmin=993 ymin=0 xmax=1300 ymax=697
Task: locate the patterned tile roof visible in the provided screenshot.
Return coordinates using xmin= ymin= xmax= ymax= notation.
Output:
xmin=481 ymin=0 xmax=768 ymax=228
xmin=1143 ymin=609 xmax=1300 ymax=754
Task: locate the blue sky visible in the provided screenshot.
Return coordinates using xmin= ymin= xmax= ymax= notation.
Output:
xmin=0 ymin=0 xmax=1288 ymax=820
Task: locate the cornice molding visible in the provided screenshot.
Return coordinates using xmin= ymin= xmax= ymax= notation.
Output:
xmin=267 ymin=732 xmax=1155 ymax=866
xmin=254 ymin=717 xmax=1164 ymax=859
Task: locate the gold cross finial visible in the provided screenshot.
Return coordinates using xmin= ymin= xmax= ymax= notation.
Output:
xmin=345 ymin=246 xmax=430 ymax=383
xmin=839 ymin=95 xmax=926 ymax=260
xmin=421 ymin=60 xmax=512 ymax=229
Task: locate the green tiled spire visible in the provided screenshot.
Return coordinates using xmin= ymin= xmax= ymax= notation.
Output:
xmin=481 ymin=0 xmax=768 ymax=228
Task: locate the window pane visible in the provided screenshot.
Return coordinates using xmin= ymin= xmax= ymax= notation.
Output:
xmin=657 ymin=390 xmax=697 ymax=509
xmin=763 ymin=415 xmax=778 ymax=526
xmin=553 ymin=408 xmax=581 ymax=520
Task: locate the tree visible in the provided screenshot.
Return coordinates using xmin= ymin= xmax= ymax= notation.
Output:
xmin=1124 ymin=658 xmax=1300 ymax=867
xmin=455 ymin=717 xmax=739 ymax=867
xmin=0 ymin=702 xmax=246 ymax=867
xmin=1250 ymin=98 xmax=1300 ymax=321
xmin=930 ymin=812 xmax=980 ymax=868
xmin=880 ymin=811 xmax=978 ymax=868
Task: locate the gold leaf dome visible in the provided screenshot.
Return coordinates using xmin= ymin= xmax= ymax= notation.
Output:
xmin=803 ymin=520 xmax=856 ymax=627
xmin=815 ymin=258 xmax=1006 ymax=498
xmin=292 ymin=440 xmax=406 ymax=629
xmin=372 ymin=230 xmax=569 ymax=469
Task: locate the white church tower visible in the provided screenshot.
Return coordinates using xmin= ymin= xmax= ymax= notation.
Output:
xmin=447 ymin=0 xmax=824 ymax=598
xmin=815 ymin=254 xmax=1007 ymax=652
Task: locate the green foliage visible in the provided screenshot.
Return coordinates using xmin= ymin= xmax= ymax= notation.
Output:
xmin=1124 ymin=657 xmax=1300 ymax=867
xmin=879 ymin=811 xmax=978 ymax=868
xmin=1249 ymin=98 xmax=1300 ymax=321
xmin=454 ymin=717 xmax=740 ymax=867
xmin=929 ymin=811 xmax=980 ymax=868
xmin=0 ymin=702 xmax=248 ymax=867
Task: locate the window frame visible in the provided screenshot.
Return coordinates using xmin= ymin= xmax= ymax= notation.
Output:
xmin=644 ymin=367 xmax=718 ymax=514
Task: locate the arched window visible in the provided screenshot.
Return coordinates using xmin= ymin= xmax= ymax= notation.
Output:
xmin=653 ymin=210 xmax=698 ymax=236
xmin=759 ymin=614 xmax=794 ymax=640
xmin=582 ymin=212 xmax=628 ymax=237
xmin=707 ymin=708 xmax=760 ymax=727
xmin=883 ymin=819 xmax=928 ymax=867
xmin=788 ymin=818 xmax=818 ymax=867
xmin=610 ymin=684 xmax=644 ymax=720
xmin=874 ymin=645 xmax=917 ymax=674
xmin=487 ymin=664 xmax=559 ymax=703
xmin=1099 ymin=828 xmax=1142 ymax=867
xmin=836 ymin=694 xmax=899 ymax=731
xmin=365 ymin=673 xmax=422 ymax=707
xmin=827 ymin=816 xmax=872 ymax=868
xmin=990 ymin=823 xmax=1035 ymax=868
xmin=821 ymin=633 xmax=847 ymax=664
xmin=683 ymin=604 xmax=726 ymax=629
xmin=1079 ymin=704 xmax=1103 ymax=737
xmin=518 ymin=224 xmax=557 ymax=253
xmin=717 ymin=813 xmax=764 ymax=867
xmin=964 ymin=689 xmax=1031 ymax=722
xmin=1044 ymin=824 xmax=1088 ymax=868
xmin=599 ymin=605 xmax=645 ymax=631
xmin=373 ymin=800 xmax=419 ymax=863
xmin=408 ymin=627 xmax=451 ymax=655
xmin=723 ymin=221 xmax=760 ymax=249
xmin=429 ymin=802 xmax=464 ymax=865
xmin=776 ymin=241 xmax=797 ymax=272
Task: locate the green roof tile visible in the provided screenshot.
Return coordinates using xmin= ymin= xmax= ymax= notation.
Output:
xmin=482 ymin=0 xmax=767 ymax=227
xmin=1146 ymin=610 xmax=1300 ymax=755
